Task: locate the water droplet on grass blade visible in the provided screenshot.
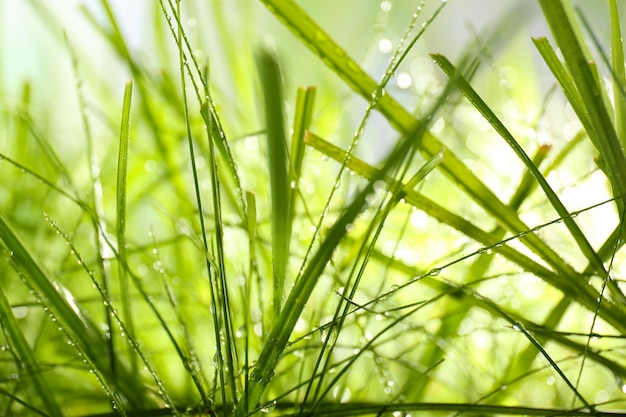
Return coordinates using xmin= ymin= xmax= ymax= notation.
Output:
xmin=260 ymin=400 xmax=276 ymax=413
xmin=235 ymin=326 xmax=247 ymax=338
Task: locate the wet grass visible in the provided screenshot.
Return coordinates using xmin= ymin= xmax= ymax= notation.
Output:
xmin=0 ymin=0 xmax=626 ymax=416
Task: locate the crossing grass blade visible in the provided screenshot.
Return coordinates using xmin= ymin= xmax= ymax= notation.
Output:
xmin=257 ymin=0 xmax=617 ymax=319
xmin=537 ymin=0 xmax=626 ymax=212
xmin=608 ymin=0 xmax=626 ymax=145
xmin=239 ymin=102 xmax=449 ymax=415
xmin=116 ymin=80 xmax=137 ymax=375
xmin=405 ymin=144 xmax=552 ymax=400
xmin=432 ymin=53 xmax=626 ymax=307
xmin=0 ymin=215 xmax=150 ymax=408
xmin=0 ymin=286 xmax=63 ymax=417
xmin=256 ymin=49 xmax=290 ymax=317
xmin=304 ymin=131 xmax=626 ymax=335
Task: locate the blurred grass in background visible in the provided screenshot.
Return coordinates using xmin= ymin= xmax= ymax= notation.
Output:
xmin=1 ymin=0 xmax=626 ymax=416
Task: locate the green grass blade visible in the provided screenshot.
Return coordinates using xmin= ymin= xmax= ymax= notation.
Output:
xmin=512 ymin=320 xmax=592 ymax=410
xmin=240 ymin=115 xmax=439 ymax=416
xmin=257 ymin=0 xmax=601 ymax=303
xmin=305 ymin=132 xmax=626 ymax=333
xmin=0 ymin=286 xmax=63 ymax=417
xmin=575 ymin=5 xmax=626 ymax=159
xmin=532 ymin=38 xmax=593 ymax=135
xmin=116 ymin=80 xmax=136 ymax=375
xmin=200 ymin=66 xmax=240 ymax=411
xmin=307 ymin=149 xmax=443 ymax=409
xmin=432 ymin=53 xmax=626 ymax=305
xmin=0 ymin=215 xmax=149 ymax=408
xmin=243 ymin=191 xmax=258 ymax=414
xmin=538 ymin=0 xmax=626 ymax=210
xmin=288 ymin=86 xmax=316 ymax=268
xmin=290 ymin=87 xmax=316 ymax=188
xmin=256 ymin=49 xmax=290 ymax=316
xmin=47 ymin=218 xmax=180 ymax=415
xmin=406 ymin=144 xmax=552 ymax=400
xmin=609 ymin=0 xmax=626 ymax=144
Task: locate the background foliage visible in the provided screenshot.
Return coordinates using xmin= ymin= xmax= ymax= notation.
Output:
xmin=1 ymin=0 xmax=626 ymax=416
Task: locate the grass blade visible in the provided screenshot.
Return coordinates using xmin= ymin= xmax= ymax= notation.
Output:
xmin=116 ymin=80 xmax=136 ymax=375
xmin=0 ymin=286 xmax=63 ymax=417
xmin=256 ymin=49 xmax=290 ymax=316
xmin=432 ymin=53 xmax=626 ymax=306
xmin=305 ymin=131 xmax=626 ymax=333
xmin=257 ymin=0 xmax=611 ymax=313
xmin=609 ymin=0 xmax=626 ymax=144
xmin=537 ymin=0 xmax=626 ymax=211
xmin=0 ymin=215 xmax=150 ymax=408
xmin=240 ymin=114 xmax=440 ymax=416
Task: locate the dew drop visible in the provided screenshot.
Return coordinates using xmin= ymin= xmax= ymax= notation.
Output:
xmin=250 ymin=369 xmax=263 ymax=383
xmin=428 ymin=268 xmax=441 ymax=276
xmin=260 ymin=400 xmax=276 ymax=413
xmin=235 ymin=326 xmax=247 ymax=338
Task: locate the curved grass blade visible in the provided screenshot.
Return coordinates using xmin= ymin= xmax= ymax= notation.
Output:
xmin=46 ymin=217 xmax=183 ymax=416
xmin=0 ymin=215 xmax=150 ymax=408
xmin=608 ymin=0 xmax=626 ymax=144
xmin=307 ymin=149 xmax=443 ymax=410
xmin=116 ymin=81 xmax=137 ymax=375
xmin=200 ymin=66 xmax=240 ymax=413
xmin=305 ymin=132 xmax=626 ymax=334
xmin=0 ymin=286 xmax=63 ymax=417
xmin=239 ymin=111 xmax=442 ymax=416
xmin=405 ymin=144 xmax=552 ymax=400
xmin=257 ymin=0 xmax=608 ymax=312
xmin=256 ymin=49 xmax=290 ymax=317
xmin=537 ymin=0 xmax=626 ymax=213
xmin=432 ymin=53 xmax=626 ymax=307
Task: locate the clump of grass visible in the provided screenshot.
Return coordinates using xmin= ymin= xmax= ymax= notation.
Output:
xmin=1 ymin=0 xmax=626 ymax=416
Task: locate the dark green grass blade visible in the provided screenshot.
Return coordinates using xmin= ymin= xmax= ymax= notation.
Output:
xmin=116 ymin=81 xmax=137 ymax=375
xmin=609 ymin=0 xmax=626 ymax=144
xmin=256 ymin=50 xmax=290 ymax=316
xmin=432 ymin=53 xmax=626 ymax=306
xmin=0 ymin=215 xmax=149 ymax=408
xmin=538 ymin=0 xmax=626 ymax=211
xmin=240 ymin=116 xmax=439 ymax=416
xmin=256 ymin=0 xmax=609 ymax=311
xmin=307 ymin=150 xmax=443 ymax=409
xmin=304 ymin=132 xmax=626 ymax=333
xmin=405 ymin=144 xmax=552 ymax=400
xmin=532 ymin=38 xmax=594 ymax=137
xmin=0 ymin=286 xmax=63 ymax=417
xmin=288 ymin=86 xmax=316 ymax=271
xmin=200 ymin=67 xmax=239 ymax=411
xmin=269 ymin=402 xmax=625 ymax=416
xmin=290 ymin=87 xmax=316 ymax=189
